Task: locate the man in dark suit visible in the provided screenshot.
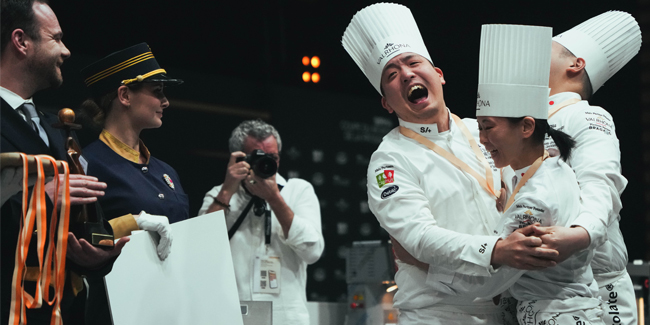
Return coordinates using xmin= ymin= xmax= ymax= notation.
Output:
xmin=1 ymin=0 xmax=129 ymax=323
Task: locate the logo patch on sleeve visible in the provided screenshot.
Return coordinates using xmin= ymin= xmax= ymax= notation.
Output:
xmin=375 ymin=169 xmax=395 ymax=188
xmin=381 ymin=185 xmax=399 ymax=199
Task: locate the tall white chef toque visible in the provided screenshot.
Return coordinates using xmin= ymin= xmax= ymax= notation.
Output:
xmin=553 ymin=11 xmax=642 ymax=94
xmin=476 ymin=25 xmax=552 ymax=119
xmin=341 ymin=2 xmax=432 ymax=95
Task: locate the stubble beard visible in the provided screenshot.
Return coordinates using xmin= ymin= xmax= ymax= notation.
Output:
xmin=27 ymin=48 xmax=63 ymax=92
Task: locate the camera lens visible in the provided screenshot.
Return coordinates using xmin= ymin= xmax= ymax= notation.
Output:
xmin=245 ymin=149 xmax=277 ymax=179
xmin=254 ymin=157 xmax=277 ymax=179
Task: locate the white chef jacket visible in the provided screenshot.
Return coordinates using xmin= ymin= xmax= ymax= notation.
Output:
xmin=545 ymin=92 xmax=628 ymax=276
xmin=367 ymin=112 xmax=503 ymax=312
xmin=199 ymin=174 xmax=324 ymax=325
xmin=424 ymin=157 xmax=599 ymax=307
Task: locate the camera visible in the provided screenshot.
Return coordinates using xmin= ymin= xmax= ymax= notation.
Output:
xmin=236 ymin=149 xmax=278 ymax=179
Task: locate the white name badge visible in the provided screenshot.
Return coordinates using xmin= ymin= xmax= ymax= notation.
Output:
xmin=253 ymin=256 xmax=281 ymax=294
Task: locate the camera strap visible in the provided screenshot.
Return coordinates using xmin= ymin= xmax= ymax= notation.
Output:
xmin=227 ymin=184 xmax=284 ymax=242
xmin=228 ymin=198 xmax=256 ymax=240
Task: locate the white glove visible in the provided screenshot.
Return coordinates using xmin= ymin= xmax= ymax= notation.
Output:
xmin=1 ymin=167 xmax=37 ymax=205
xmin=135 ymin=211 xmax=173 ymax=260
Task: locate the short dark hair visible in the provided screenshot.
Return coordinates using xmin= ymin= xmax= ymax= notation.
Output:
xmin=1 ymin=0 xmax=49 ymax=53
xmin=558 ymin=44 xmax=593 ymax=100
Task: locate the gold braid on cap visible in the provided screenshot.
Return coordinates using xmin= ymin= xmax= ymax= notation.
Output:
xmin=121 ymin=69 xmax=167 ymax=85
xmin=85 ymin=52 xmax=158 ymax=86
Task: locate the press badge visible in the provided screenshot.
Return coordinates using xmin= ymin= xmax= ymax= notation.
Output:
xmin=253 ymin=256 xmax=281 ymax=294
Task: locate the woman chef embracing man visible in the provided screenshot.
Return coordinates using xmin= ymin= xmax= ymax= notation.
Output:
xmin=426 ymin=25 xmax=605 ymax=325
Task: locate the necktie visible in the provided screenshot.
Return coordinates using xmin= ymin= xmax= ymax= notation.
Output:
xmin=19 ymin=103 xmax=50 ymax=147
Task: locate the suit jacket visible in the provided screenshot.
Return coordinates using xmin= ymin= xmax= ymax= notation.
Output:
xmin=1 ymin=98 xmax=89 ymax=324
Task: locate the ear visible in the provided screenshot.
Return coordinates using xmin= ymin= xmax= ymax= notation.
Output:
xmin=434 ymin=67 xmax=446 ymax=85
xmin=10 ymin=29 xmax=29 ymax=57
xmin=116 ymin=85 xmax=131 ymax=107
xmin=567 ymin=57 xmax=586 ymax=75
xmin=381 ymin=97 xmax=394 ymax=114
xmin=521 ymin=117 xmax=536 ymax=139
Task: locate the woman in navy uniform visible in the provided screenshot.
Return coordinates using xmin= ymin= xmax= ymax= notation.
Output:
xmin=79 ymin=43 xmax=190 ymax=325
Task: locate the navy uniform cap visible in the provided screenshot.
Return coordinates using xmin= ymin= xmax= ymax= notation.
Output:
xmin=81 ymin=43 xmax=183 ymax=97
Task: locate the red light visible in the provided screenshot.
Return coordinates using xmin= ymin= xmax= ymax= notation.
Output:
xmin=645 ymin=278 xmax=648 ymax=289
xmin=350 ymin=302 xmax=358 ymax=309
xmin=302 ymin=56 xmax=310 ymax=66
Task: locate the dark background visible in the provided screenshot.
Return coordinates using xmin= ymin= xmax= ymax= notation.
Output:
xmin=31 ymin=0 xmax=649 ymax=301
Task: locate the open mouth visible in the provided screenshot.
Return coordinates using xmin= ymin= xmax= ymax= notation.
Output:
xmin=407 ymin=85 xmax=428 ymax=104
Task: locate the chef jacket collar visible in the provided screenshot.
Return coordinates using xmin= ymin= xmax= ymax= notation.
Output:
xmin=510 ymin=164 xmax=532 ymax=192
xmin=548 ymin=92 xmax=581 ymax=109
xmin=398 ymin=108 xmax=454 ymax=140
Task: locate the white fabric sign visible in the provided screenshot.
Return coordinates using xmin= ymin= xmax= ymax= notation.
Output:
xmin=105 ymin=212 xmax=243 ymax=325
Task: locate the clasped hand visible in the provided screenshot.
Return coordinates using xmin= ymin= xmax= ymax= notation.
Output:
xmin=393 ymin=224 xmax=568 ymax=272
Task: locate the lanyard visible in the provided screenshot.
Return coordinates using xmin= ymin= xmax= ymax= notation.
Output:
xmin=548 ymin=98 xmax=580 ymax=119
xmin=399 ymin=114 xmax=499 ymax=199
xmin=264 ymin=205 xmax=271 ymax=246
xmin=504 ymin=151 xmax=550 ymax=212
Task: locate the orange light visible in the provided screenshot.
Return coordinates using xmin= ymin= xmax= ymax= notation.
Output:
xmin=302 ymin=72 xmax=311 ymax=82
xmin=311 ymin=56 xmax=321 ymax=68
xmin=311 ymin=72 xmax=320 ymax=83
xmin=302 ymin=56 xmax=310 ymax=66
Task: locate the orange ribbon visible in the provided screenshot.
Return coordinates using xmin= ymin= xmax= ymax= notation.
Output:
xmin=548 ymin=98 xmax=580 ymax=119
xmin=8 ymin=153 xmax=69 ymax=325
xmin=504 ymin=151 xmax=550 ymax=212
xmin=399 ymin=114 xmax=499 ymax=199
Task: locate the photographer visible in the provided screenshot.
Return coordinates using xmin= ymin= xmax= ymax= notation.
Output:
xmin=199 ymin=119 xmax=324 ymax=325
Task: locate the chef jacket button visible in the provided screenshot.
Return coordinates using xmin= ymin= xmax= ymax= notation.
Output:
xmin=142 ymin=166 xmax=149 ymax=173
xmin=158 ymin=193 xmax=165 ymax=199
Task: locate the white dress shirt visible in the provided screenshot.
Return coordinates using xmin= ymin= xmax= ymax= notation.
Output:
xmin=199 ymin=174 xmax=324 ymax=325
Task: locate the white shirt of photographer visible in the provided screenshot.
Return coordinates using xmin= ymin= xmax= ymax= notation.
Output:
xmin=199 ymin=174 xmax=324 ymax=325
